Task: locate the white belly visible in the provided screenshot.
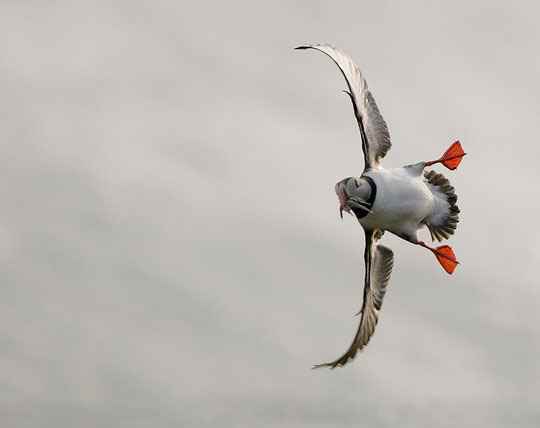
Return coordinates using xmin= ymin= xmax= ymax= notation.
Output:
xmin=359 ymin=167 xmax=434 ymax=235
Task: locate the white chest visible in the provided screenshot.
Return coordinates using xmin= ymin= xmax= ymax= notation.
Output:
xmin=358 ymin=167 xmax=434 ymax=230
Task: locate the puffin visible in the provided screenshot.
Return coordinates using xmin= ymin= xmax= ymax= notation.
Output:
xmin=295 ymin=44 xmax=466 ymax=369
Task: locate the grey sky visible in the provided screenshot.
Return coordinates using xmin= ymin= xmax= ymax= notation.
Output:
xmin=1 ymin=1 xmax=539 ymax=427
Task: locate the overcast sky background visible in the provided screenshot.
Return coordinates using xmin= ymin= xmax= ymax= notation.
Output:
xmin=1 ymin=1 xmax=539 ymax=427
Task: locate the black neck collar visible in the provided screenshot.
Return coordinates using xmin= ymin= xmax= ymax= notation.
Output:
xmin=351 ymin=175 xmax=377 ymax=219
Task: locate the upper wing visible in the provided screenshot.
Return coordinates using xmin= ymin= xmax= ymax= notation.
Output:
xmin=314 ymin=229 xmax=394 ymax=369
xmin=295 ymin=44 xmax=391 ymax=171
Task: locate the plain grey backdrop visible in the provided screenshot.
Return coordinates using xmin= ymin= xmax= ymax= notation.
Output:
xmin=1 ymin=1 xmax=539 ymax=427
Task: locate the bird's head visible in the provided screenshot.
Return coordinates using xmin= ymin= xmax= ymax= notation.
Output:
xmin=335 ymin=177 xmax=372 ymax=218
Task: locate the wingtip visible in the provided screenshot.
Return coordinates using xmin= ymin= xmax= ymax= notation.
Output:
xmin=294 ymin=45 xmax=310 ymax=50
xmin=312 ymin=362 xmax=334 ymax=370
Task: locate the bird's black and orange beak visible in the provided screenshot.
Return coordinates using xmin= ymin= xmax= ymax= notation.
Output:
xmin=335 ymin=184 xmax=350 ymax=219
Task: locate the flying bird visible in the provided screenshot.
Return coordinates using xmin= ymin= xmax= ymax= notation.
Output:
xmin=295 ymin=44 xmax=466 ymax=369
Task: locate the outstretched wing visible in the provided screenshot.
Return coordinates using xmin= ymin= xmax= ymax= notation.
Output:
xmin=295 ymin=44 xmax=391 ymax=171
xmin=314 ymin=229 xmax=393 ymax=369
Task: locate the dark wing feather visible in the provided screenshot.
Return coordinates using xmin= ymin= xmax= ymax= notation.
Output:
xmin=295 ymin=44 xmax=391 ymax=171
xmin=423 ymin=170 xmax=460 ymax=242
xmin=314 ymin=230 xmax=393 ymax=369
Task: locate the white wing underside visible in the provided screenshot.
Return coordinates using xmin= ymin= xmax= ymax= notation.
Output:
xmin=296 ymin=44 xmax=392 ymax=171
xmin=314 ymin=242 xmax=394 ymax=369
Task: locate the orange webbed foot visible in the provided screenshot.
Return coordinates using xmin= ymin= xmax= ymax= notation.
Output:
xmin=426 ymin=140 xmax=466 ymax=170
xmin=432 ymin=245 xmax=459 ymax=274
xmin=418 ymin=242 xmax=459 ymax=274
